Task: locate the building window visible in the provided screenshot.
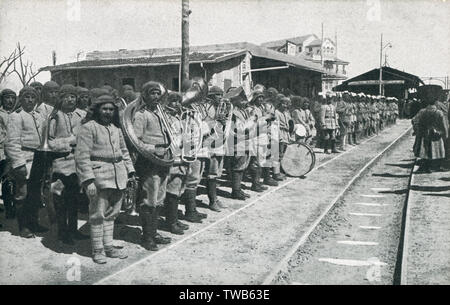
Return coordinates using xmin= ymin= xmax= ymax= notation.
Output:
xmin=122 ymin=78 xmax=135 ymax=89
xmin=298 ymin=46 xmax=302 ymax=53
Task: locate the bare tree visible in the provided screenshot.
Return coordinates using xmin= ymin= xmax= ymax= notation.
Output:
xmin=11 ymin=42 xmax=42 ymax=86
xmin=0 ymin=47 xmax=23 ymax=84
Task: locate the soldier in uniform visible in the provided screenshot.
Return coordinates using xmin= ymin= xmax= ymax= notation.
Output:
xmin=341 ymin=92 xmax=353 ymax=150
xmin=75 ymin=94 xmax=134 ymax=263
xmin=320 ymin=93 xmax=339 ymax=154
xmin=5 ymin=86 xmax=47 ymax=238
xmin=335 ymin=92 xmax=348 ymax=151
xmin=274 ymin=96 xmax=293 ymax=174
xmin=132 ymin=81 xmax=173 ymax=251
xmin=29 ymin=82 xmax=43 ymax=101
xmin=204 ymin=86 xmax=228 ymax=211
xmin=0 ymin=89 xmax=17 ymax=220
xmin=224 ymin=87 xmax=253 ymax=200
xmin=163 ymin=92 xmax=190 ymax=235
xmin=245 ymin=89 xmax=274 ymax=193
xmin=180 ymin=80 xmax=214 ymax=223
xmin=361 ymin=94 xmax=370 ymax=139
xmin=48 ymin=84 xmax=88 ymax=245
xmin=353 ymin=93 xmax=364 ymax=145
xmin=37 ymin=81 xmax=60 ymax=117
xmin=76 ymin=86 xmax=91 ymax=112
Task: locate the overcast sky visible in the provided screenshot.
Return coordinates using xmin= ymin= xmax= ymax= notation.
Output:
xmin=1 ymin=0 xmax=449 ymax=91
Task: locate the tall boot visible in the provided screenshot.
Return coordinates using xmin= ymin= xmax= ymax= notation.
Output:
xmin=66 ymin=192 xmax=87 ymax=240
xmin=353 ymin=132 xmax=359 ymax=145
xmin=183 ymin=190 xmax=203 ymax=223
xmin=207 ymin=179 xmax=221 ymax=212
xmin=154 ymin=206 xmax=171 ymax=244
xmin=331 ymin=140 xmax=340 ymax=153
xmin=90 ymin=223 xmax=106 ymax=264
xmin=28 ymin=201 xmax=48 ymax=234
xmin=251 ymin=167 xmax=267 ymax=193
xmin=324 ymin=139 xmax=330 ymax=154
xmin=231 ymin=171 xmax=246 ymax=200
xmin=165 ymin=193 xmax=184 ymax=234
xmin=15 ymin=199 xmax=34 ymax=238
xmin=140 ymin=206 xmax=158 ymax=251
xmin=2 ymin=180 xmax=15 ymax=219
xmin=54 ymin=195 xmax=73 ymax=244
xmin=262 ymin=167 xmax=278 ymax=186
xmin=340 ymin=134 xmax=347 ymax=151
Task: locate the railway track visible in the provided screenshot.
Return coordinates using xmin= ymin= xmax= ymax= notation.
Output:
xmin=263 ymin=125 xmax=414 ymax=285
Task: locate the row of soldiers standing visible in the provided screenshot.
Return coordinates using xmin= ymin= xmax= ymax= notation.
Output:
xmin=0 ymin=80 xmax=399 ymax=264
xmin=313 ymin=91 xmax=399 ymax=154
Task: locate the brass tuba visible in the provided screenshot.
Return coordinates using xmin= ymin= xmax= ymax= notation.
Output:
xmin=120 ymin=82 xmax=176 ymax=167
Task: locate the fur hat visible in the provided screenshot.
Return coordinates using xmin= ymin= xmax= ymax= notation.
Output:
xmin=59 ymin=84 xmax=78 ymax=98
xmin=0 ymin=88 xmax=17 ymax=99
xmin=19 ymin=86 xmax=38 ymax=98
xmin=91 ymin=94 xmax=115 ymax=107
xmin=42 ymin=81 xmax=60 ymax=92
xmin=29 ymin=81 xmax=43 ymax=89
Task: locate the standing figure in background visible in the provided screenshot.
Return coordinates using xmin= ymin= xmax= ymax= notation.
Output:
xmin=0 ymin=89 xmax=17 ymax=221
xmin=413 ymin=85 xmax=448 ymax=173
xmin=5 ymin=86 xmax=47 ymax=238
xmin=48 ymin=85 xmax=88 ymax=245
xmin=320 ymin=93 xmax=339 ymax=154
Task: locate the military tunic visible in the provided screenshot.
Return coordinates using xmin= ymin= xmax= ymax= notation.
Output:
xmin=133 ymin=107 xmax=171 ymax=207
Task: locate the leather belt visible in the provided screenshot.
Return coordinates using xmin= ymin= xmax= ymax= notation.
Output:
xmin=21 ymin=146 xmax=36 ymax=152
xmin=90 ymin=156 xmax=123 ymax=163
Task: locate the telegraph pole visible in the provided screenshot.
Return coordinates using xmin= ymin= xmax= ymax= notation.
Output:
xmin=379 ymin=33 xmax=383 ymax=95
xmin=180 ymin=0 xmax=190 ymax=92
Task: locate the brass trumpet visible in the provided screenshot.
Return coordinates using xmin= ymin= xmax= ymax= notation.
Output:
xmin=180 ymin=106 xmax=203 ymax=163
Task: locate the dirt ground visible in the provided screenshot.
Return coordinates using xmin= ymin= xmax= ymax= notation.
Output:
xmin=404 ymin=164 xmax=450 ymax=284
xmin=0 ymin=120 xmax=411 ymax=285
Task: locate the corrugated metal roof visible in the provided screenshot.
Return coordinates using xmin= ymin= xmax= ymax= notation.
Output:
xmin=40 ymin=42 xmax=324 ymax=73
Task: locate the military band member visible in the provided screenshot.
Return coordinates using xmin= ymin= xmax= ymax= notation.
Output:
xmin=320 ymin=93 xmax=339 ymax=154
xmin=5 ymin=86 xmax=47 ymax=238
xmin=76 ymin=86 xmax=91 ymax=111
xmin=292 ymin=97 xmax=316 ymax=145
xmin=37 ymin=81 xmax=60 ymax=117
xmin=335 ymin=92 xmax=348 ymax=151
xmin=0 ymin=89 xmax=17 ymax=220
xmin=246 ymin=90 xmax=272 ymax=193
xmin=180 ymin=80 xmax=215 ymax=222
xmin=204 ymin=86 xmax=227 ymax=211
xmin=274 ymin=96 xmax=293 ymax=176
xmin=48 ymin=84 xmax=88 ymax=245
xmin=225 ymin=87 xmax=253 ymax=200
xmin=133 ymin=81 xmax=172 ymax=251
xmin=163 ymin=92 xmax=190 ymax=234
xmin=75 ymin=94 xmax=134 ymax=263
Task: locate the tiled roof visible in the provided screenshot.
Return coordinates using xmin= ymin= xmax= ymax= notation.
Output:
xmin=41 ymin=42 xmax=325 ymax=73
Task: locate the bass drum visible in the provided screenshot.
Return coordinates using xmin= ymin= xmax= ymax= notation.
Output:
xmin=281 ymin=142 xmax=316 ymax=177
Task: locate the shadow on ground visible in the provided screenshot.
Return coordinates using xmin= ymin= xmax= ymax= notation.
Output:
xmin=410 ymin=185 xmax=450 ymax=192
